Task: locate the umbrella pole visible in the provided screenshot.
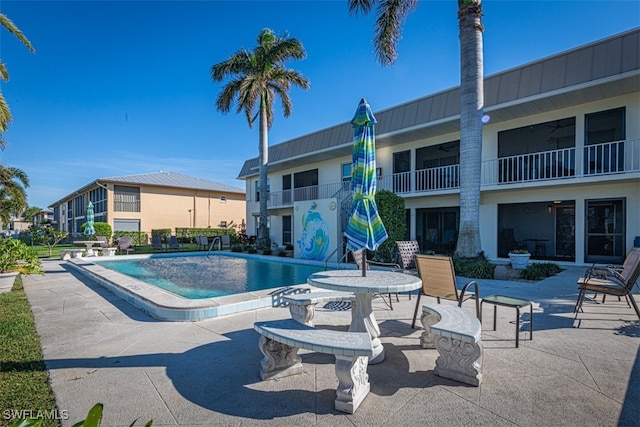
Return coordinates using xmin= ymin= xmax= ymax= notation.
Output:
xmin=361 ymin=250 xmax=366 ymax=277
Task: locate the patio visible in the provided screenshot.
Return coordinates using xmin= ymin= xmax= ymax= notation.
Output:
xmin=21 ymin=259 xmax=639 ymax=426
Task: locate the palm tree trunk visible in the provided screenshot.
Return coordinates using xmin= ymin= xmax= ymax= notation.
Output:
xmin=257 ymin=97 xmax=270 ymax=250
xmin=456 ymin=1 xmax=484 ymax=258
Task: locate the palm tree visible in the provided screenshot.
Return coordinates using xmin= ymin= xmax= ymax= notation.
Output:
xmin=211 ymin=28 xmax=310 ymax=249
xmin=0 ymin=166 xmax=29 ymax=229
xmin=348 ymin=0 xmax=484 ymax=258
xmin=0 ymin=13 xmax=35 ymax=149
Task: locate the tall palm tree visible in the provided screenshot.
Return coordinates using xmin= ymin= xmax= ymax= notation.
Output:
xmin=0 ymin=13 xmax=35 ymax=149
xmin=211 ymin=28 xmax=310 ymax=249
xmin=348 ymin=0 xmax=484 ymax=258
xmin=0 ymin=166 xmax=29 ymax=229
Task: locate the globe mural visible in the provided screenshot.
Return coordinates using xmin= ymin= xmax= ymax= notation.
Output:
xmin=296 ymin=210 xmax=330 ymax=260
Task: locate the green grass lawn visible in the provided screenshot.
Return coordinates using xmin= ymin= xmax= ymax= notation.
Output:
xmin=0 ymin=277 xmax=59 ymax=427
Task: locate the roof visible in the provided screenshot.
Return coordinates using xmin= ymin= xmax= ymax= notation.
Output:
xmin=49 ymin=171 xmax=245 ymax=207
xmin=238 ymin=27 xmax=640 ymax=179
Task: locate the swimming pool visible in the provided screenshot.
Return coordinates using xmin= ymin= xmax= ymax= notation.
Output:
xmin=67 ymin=252 xmax=347 ymax=321
xmin=95 ymin=254 xmax=326 ymax=299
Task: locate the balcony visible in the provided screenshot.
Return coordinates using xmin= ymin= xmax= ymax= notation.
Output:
xmin=255 ymin=139 xmax=639 ymax=207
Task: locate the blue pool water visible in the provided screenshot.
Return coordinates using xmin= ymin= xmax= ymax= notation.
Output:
xmin=96 ymin=254 xmax=325 ymax=299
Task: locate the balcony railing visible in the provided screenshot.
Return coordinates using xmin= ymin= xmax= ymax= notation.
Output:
xmin=254 ymin=139 xmax=639 ymax=207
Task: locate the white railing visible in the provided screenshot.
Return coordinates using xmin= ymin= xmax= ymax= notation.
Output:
xmin=254 ymin=139 xmax=639 ymax=206
xmin=265 ymin=181 xmax=348 ymax=207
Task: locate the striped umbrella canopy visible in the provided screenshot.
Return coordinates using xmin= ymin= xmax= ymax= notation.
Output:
xmin=83 ymin=201 xmax=96 ymax=236
xmin=344 ymin=98 xmax=388 ymax=276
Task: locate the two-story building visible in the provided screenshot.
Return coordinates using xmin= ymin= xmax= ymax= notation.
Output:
xmin=49 ymin=171 xmax=245 ymax=239
xmin=238 ymin=29 xmax=640 ymax=265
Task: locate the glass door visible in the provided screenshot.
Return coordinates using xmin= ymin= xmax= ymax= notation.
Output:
xmin=585 ymin=198 xmax=625 ymax=264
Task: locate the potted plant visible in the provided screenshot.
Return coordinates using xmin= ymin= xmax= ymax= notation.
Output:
xmin=508 ymin=249 xmax=531 ymax=270
xmin=0 ymin=238 xmax=43 ymax=293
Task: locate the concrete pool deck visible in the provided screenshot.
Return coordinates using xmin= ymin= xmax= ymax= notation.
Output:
xmin=20 ymin=259 xmax=640 ymax=426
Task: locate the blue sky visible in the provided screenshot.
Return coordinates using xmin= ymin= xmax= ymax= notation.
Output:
xmin=0 ymin=0 xmax=638 ymax=210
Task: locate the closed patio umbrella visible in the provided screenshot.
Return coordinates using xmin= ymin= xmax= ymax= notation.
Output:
xmin=344 ymin=98 xmax=388 ymax=276
xmin=83 ymin=201 xmax=96 ymax=237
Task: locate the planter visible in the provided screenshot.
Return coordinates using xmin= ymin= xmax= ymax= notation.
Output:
xmin=0 ymin=271 xmax=20 ymax=294
xmin=508 ymin=253 xmax=531 ymax=270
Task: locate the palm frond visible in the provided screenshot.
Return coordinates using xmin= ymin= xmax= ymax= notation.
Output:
xmin=0 ymin=61 xmax=8 ymax=82
xmin=348 ymin=0 xmax=375 ymax=14
xmin=373 ymin=0 xmax=418 ymax=66
xmin=0 ymin=92 xmax=12 ymax=133
xmin=0 ymin=13 xmax=35 ymax=53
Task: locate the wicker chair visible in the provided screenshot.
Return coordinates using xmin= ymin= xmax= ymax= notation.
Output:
xmin=396 ymin=240 xmax=420 ymax=271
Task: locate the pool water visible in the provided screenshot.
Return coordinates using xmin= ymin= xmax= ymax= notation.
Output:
xmin=96 ymin=254 xmax=325 ymax=299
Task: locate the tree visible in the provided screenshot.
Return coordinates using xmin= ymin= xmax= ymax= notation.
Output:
xmin=22 ymin=206 xmax=42 ymax=222
xmin=0 ymin=166 xmax=29 ymax=229
xmin=0 ymin=13 xmax=35 ymax=149
xmin=211 ymin=28 xmax=310 ymax=249
xmin=348 ymin=0 xmax=484 ymax=258
xmin=42 ymin=224 xmax=69 ymax=256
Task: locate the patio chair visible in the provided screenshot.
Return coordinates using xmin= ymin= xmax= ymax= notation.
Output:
xmin=195 ymin=236 xmax=208 ymax=250
xmin=396 ymin=240 xmax=420 ymax=271
xmin=351 ymin=249 xmax=402 ymax=309
xmin=150 ymin=237 xmax=165 ymax=251
xmin=117 ymin=236 xmax=134 ymax=255
xmin=584 ymin=247 xmax=640 ymax=304
xmin=167 ymin=236 xmax=183 ymax=251
xmin=411 ymin=254 xmax=480 ymax=328
xmin=574 ymin=248 xmax=640 ymax=319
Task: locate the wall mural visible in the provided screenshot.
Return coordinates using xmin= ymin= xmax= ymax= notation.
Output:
xmin=294 ymin=199 xmax=338 ymax=261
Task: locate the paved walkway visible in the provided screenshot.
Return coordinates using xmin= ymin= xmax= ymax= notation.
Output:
xmin=21 ymin=259 xmax=640 ymax=426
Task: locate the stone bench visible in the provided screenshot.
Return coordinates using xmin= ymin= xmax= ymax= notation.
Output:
xmin=95 ymin=247 xmax=118 ymax=256
xmin=283 ymin=291 xmax=355 ymax=326
xmin=254 ymin=318 xmax=373 ymax=414
xmin=60 ymin=249 xmax=85 ymax=260
xmin=420 ymin=304 xmax=483 ymax=386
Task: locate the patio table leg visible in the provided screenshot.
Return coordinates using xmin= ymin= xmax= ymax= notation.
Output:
xmin=349 ymin=292 xmax=384 ymax=364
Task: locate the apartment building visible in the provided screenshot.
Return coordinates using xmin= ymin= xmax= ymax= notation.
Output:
xmin=49 ymin=171 xmax=245 ymax=239
xmin=238 ymin=29 xmax=640 ymax=265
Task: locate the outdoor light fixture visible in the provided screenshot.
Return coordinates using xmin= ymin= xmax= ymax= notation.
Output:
xmin=547 ymin=205 xmax=553 ymax=215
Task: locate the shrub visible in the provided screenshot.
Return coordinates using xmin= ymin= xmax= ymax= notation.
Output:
xmin=374 ymin=190 xmax=406 ymax=263
xmin=278 ymin=250 xmax=287 ymax=257
xmin=262 ymin=248 xmax=272 ymax=256
xmin=247 ymin=247 xmax=257 ymax=254
xmin=519 ymin=262 xmax=562 ymax=280
xmin=93 ymin=222 xmax=112 ymax=240
xmin=453 ymin=253 xmax=495 ymax=279
xmin=231 ymin=245 xmax=243 ymax=252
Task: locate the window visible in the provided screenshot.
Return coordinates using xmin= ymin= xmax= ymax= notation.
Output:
xmin=341 ymin=163 xmax=352 ymax=191
xmin=415 ymin=142 xmax=460 ymax=190
xmin=283 ymin=174 xmax=292 ymax=204
xmin=585 ymin=198 xmax=625 ymax=264
xmin=497 ymin=117 xmax=576 ymax=182
xmin=220 ymin=195 xmax=227 ymax=202
xmin=89 ymin=186 xmax=107 ymax=220
xmin=584 ymin=107 xmax=626 ymax=175
xmin=114 ymin=185 xmax=140 ymax=212
xmin=293 ymin=169 xmax=318 ymax=200
xmin=393 ymin=150 xmax=411 ymax=192
xmin=282 ymin=215 xmax=292 ymax=246
xmin=341 ymin=163 xmax=351 ymax=182
xmin=74 ymin=195 xmax=85 ymax=217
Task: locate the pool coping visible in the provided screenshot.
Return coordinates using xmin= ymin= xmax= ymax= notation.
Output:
xmin=66 ymin=251 xmax=354 ymax=321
